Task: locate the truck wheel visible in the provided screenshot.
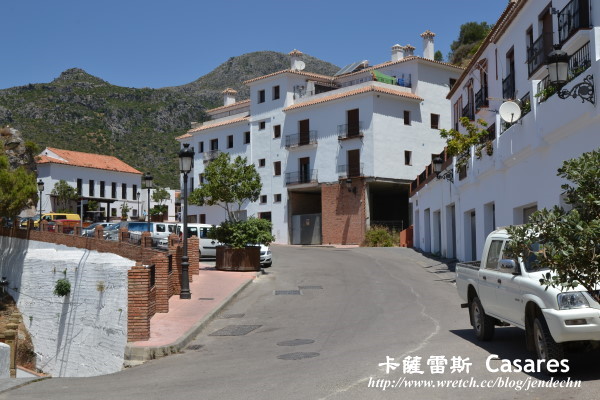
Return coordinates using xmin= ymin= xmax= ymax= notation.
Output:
xmin=471 ymin=297 xmax=495 ymax=341
xmin=533 ymin=317 xmax=564 ymax=373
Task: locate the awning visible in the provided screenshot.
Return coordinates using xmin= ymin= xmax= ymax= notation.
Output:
xmin=371 ymin=70 xmax=397 ymax=85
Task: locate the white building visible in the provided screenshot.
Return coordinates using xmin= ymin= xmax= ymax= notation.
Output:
xmin=178 ymin=34 xmax=462 ymax=245
xmin=36 ymin=147 xmax=143 ymax=221
xmin=410 ymin=0 xmax=600 ymax=260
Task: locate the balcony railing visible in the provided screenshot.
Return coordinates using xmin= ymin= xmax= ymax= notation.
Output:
xmin=203 ymin=149 xmax=220 ymax=162
xmin=462 ymin=102 xmax=474 ymax=121
xmin=285 ymin=131 xmax=318 ymax=148
xmin=558 ymin=0 xmax=590 ymax=45
xmin=520 ymin=92 xmax=531 ymax=117
xmin=502 ymin=72 xmax=516 ymax=100
xmin=474 ymin=87 xmax=489 ymax=111
xmin=337 ymin=122 xmax=364 ymax=139
xmin=336 ymin=163 xmax=364 ymax=177
xmin=527 ymin=33 xmax=547 ymax=76
xmin=285 ymin=169 xmax=318 ymax=185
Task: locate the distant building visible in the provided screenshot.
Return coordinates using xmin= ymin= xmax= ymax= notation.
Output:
xmin=410 ymin=0 xmax=600 ymax=260
xmin=178 ymin=34 xmax=462 ymax=245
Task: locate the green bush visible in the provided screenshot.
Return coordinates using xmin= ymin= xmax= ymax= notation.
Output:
xmin=53 ymin=278 xmax=71 ymax=297
xmin=363 ymin=226 xmax=397 ymax=247
xmin=209 ymin=217 xmax=274 ymax=249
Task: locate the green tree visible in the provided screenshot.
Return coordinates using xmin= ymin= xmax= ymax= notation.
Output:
xmin=0 ymin=152 xmax=38 ymax=218
xmin=439 ymin=117 xmax=492 ymax=168
xmin=434 ymin=50 xmax=444 ymax=62
xmin=188 ymin=152 xmax=261 ymax=222
xmin=51 ymin=180 xmax=78 ymax=212
xmin=504 ymin=149 xmax=600 ymax=301
xmin=448 ymin=21 xmax=492 ymax=66
xmin=151 ymin=186 xmax=171 ymax=205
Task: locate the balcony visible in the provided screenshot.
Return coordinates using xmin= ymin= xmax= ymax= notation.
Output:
xmin=285 ymin=169 xmax=318 ymax=186
xmin=285 ymin=131 xmax=318 ymax=149
xmin=474 ymin=87 xmax=489 ymax=111
xmin=203 ymin=149 xmax=220 ymax=163
xmin=558 ymin=0 xmax=590 ymax=45
xmin=337 ymin=122 xmax=364 ymax=140
xmin=502 ymin=72 xmax=515 ymax=100
xmin=461 ymin=102 xmax=474 ymax=121
xmin=527 ymin=33 xmax=547 ymax=76
xmin=337 ymin=163 xmax=364 ymax=178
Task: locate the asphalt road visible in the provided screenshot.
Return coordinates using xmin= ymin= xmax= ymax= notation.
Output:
xmin=3 ymin=246 xmax=599 ymax=399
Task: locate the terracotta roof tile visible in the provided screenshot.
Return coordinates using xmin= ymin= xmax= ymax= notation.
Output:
xmin=37 ymin=147 xmax=142 ymax=174
xmin=178 ymin=116 xmax=250 ymax=138
xmin=243 ymin=69 xmax=334 ymax=85
xmin=283 ymin=84 xmax=423 ymax=111
xmin=206 ymin=99 xmax=250 ymax=113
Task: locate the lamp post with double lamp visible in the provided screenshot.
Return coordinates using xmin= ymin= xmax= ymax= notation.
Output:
xmin=37 ymin=179 xmax=44 ymax=228
xmin=143 ymin=173 xmax=153 ymax=232
xmin=179 ymin=143 xmax=195 ymax=300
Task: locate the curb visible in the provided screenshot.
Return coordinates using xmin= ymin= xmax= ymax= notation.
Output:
xmin=0 ymin=377 xmax=51 ymax=394
xmin=124 ymin=274 xmax=256 ymax=365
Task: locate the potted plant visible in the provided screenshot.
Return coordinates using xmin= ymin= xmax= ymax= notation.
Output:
xmin=120 ymin=203 xmax=130 ymax=221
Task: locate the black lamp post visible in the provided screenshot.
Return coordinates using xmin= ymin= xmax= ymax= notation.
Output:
xmin=547 ymin=45 xmax=594 ymax=104
xmin=433 ymin=156 xmax=453 ymax=182
xmin=179 ymin=143 xmax=194 ymax=300
xmin=37 ymin=179 xmax=44 ymax=224
xmin=137 ymin=191 xmax=141 ymax=220
xmin=143 ymin=173 xmax=153 ymax=231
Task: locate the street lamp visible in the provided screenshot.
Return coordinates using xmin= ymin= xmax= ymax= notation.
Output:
xmin=179 ymin=143 xmax=195 ymax=300
xmin=137 ymin=191 xmax=141 ymax=221
xmin=37 ymin=179 xmax=44 ymax=226
xmin=433 ymin=156 xmax=453 ymax=182
xmin=546 ymin=45 xmax=595 ymax=104
xmin=143 ymin=173 xmax=153 ymax=232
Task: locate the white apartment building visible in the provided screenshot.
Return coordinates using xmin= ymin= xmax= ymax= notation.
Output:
xmin=178 ymin=33 xmax=462 ymax=245
xmin=410 ymin=0 xmax=600 ymax=260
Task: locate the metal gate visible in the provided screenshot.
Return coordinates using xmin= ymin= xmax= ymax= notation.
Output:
xmin=291 ymin=213 xmax=321 ymax=245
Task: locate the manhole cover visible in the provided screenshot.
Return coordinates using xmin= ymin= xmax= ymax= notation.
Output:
xmin=221 ymin=313 xmax=245 ymax=319
xmin=274 ymin=290 xmax=302 ymax=295
xmin=277 ymin=352 xmax=320 ymax=360
xmin=186 ymin=344 xmax=203 ymax=350
xmin=277 ymin=339 xmax=315 ymax=346
xmin=209 ymin=325 xmax=262 ymax=336
xmin=198 ymin=298 xmax=215 ymax=301
xmin=298 ymin=285 xmax=323 ymax=290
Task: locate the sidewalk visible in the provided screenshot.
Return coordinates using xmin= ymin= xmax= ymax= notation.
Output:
xmin=124 ymin=262 xmax=258 ymax=365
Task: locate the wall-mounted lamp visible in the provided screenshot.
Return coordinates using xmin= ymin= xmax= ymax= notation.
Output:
xmin=433 ymin=156 xmax=454 ymax=183
xmin=547 ymin=45 xmax=594 ymax=104
xmin=345 ymin=178 xmax=356 ymax=194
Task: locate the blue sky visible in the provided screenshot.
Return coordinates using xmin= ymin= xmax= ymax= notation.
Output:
xmin=2 ymin=1 xmax=508 ymax=89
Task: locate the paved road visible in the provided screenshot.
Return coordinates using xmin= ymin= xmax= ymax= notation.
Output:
xmin=3 ymin=246 xmax=599 ymax=399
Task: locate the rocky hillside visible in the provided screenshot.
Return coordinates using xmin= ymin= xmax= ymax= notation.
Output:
xmin=0 ymin=52 xmax=339 ymax=187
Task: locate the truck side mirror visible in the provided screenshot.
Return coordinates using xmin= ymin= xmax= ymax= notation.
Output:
xmin=499 ymin=259 xmax=519 ymax=275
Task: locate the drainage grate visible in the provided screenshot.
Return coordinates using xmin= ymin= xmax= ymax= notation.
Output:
xmin=186 ymin=344 xmax=203 ymax=350
xmin=277 ymin=352 xmax=320 ymax=360
xmin=221 ymin=313 xmax=245 ymax=319
xmin=274 ymin=290 xmax=302 ymax=295
xmin=277 ymin=339 xmax=315 ymax=347
xmin=298 ymin=285 xmax=323 ymax=290
xmin=209 ymin=325 xmax=262 ymax=336
xmin=198 ymin=298 xmax=215 ymax=301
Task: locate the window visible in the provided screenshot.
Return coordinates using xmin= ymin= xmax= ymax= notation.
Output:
xmin=199 ymin=214 xmax=206 ymax=224
xmin=274 ymin=194 xmax=282 ymax=202
xmin=100 ymin=181 xmax=106 ymax=197
xmin=132 ymin=184 xmax=137 ymax=199
xmin=227 ymin=135 xmax=234 ymax=148
xmin=272 ymin=85 xmax=280 ymax=100
xmin=260 ymin=195 xmax=267 ymax=204
xmin=89 ymin=180 xmax=94 ymax=196
xmin=273 ymin=125 xmax=281 ymax=138
xmin=210 ymin=138 xmax=218 ymax=151
xmin=111 ymin=208 xmax=117 ymax=217
xmin=485 ymin=240 xmax=505 ymax=270
xmin=112 ymin=182 xmax=117 ymax=198
xmin=199 ymin=173 xmax=205 ymax=184
xmin=258 ymin=158 xmax=266 ymax=167
xmin=190 ymin=177 xmax=194 ymax=192
xmin=403 ymin=110 xmax=411 ymax=125
xmin=244 ymin=131 xmax=250 ymax=144
xmin=273 ymin=161 xmax=281 ymax=176
xmin=404 ymin=151 xmax=412 ymax=166
xmin=259 ymin=121 xmax=266 ymax=130
xmin=77 ymin=179 xmax=82 ymax=196
xmin=122 ymin=183 xmax=127 ymax=199
xmin=258 ymin=89 xmax=265 ymax=103
xmin=449 ymin=78 xmax=457 ymax=89
xmin=431 ymin=114 xmax=440 ymax=129
xmin=199 ymin=141 xmax=204 ymax=153
xmin=259 ymin=212 xmax=272 ymax=221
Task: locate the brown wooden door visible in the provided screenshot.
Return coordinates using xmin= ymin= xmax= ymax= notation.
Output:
xmin=347 ymin=149 xmax=360 ymax=177
xmin=299 ymin=119 xmax=310 ymax=145
xmin=299 ymin=157 xmax=310 ymax=183
xmin=347 ymin=109 xmax=359 ymax=137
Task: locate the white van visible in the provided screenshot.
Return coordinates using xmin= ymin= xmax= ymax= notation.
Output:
xmin=156 ymin=223 xmax=221 ymax=258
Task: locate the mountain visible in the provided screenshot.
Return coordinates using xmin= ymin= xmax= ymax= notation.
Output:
xmin=0 ymin=52 xmax=339 ymax=188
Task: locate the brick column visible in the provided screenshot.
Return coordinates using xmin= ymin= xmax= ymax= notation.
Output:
xmin=95 ymin=225 xmax=104 ymax=239
xmin=128 ymin=264 xmax=151 ymax=342
xmin=188 ymin=236 xmax=199 ymax=279
xmin=40 ymin=220 xmax=49 ymax=232
xmin=169 ymin=238 xmax=182 ymax=295
xmin=153 ymin=254 xmax=170 ymax=313
xmin=73 ymin=225 xmax=82 ymax=236
xmin=141 ymin=231 xmax=152 ymax=248
xmin=119 ymin=227 xmax=129 ymax=242
xmin=56 ymin=221 xmax=64 ymax=234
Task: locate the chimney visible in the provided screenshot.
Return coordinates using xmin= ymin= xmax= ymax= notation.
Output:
xmin=222 ymin=88 xmax=237 ymax=106
xmin=404 ymin=44 xmax=415 ymax=57
xmin=391 ymin=44 xmax=405 ymax=62
xmin=289 ymin=49 xmax=304 ymax=70
xmin=421 ymin=30 xmax=436 ymax=60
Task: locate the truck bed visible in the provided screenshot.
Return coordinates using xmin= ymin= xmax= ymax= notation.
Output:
xmin=456 ymin=260 xmax=481 ymax=270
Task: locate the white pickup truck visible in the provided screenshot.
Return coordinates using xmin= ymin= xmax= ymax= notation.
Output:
xmin=456 ymin=229 xmax=600 ymax=366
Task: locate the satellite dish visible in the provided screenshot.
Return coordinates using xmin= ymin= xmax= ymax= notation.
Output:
xmin=295 ymin=61 xmax=306 ymax=71
xmin=499 ymin=101 xmax=522 ymax=123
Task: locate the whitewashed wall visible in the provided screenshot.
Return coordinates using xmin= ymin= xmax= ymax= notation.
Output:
xmin=0 ymin=343 xmax=9 ymax=378
xmin=0 ymin=236 xmax=134 ymax=377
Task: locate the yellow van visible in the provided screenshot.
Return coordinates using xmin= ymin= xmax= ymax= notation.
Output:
xmin=34 ymin=213 xmax=81 ymax=227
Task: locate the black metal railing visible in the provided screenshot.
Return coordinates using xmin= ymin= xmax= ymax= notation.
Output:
xmin=558 ymin=0 xmax=590 ymax=45
xmin=520 ymin=92 xmax=531 ymax=117
xmin=502 ymin=72 xmax=516 ymax=100
xmin=337 ymin=163 xmax=364 ymax=177
xmin=527 ymin=33 xmax=546 ymax=76
xmin=475 ymin=86 xmax=489 ymax=111
xmin=285 ymin=131 xmax=318 ymax=148
xmin=462 ymin=102 xmax=474 ymax=120
xmin=568 ymin=41 xmax=591 ymax=80
xmin=337 ymin=122 xmax=364 ymax=139
xmin=285 ymin=169 xmax=318 ymax=185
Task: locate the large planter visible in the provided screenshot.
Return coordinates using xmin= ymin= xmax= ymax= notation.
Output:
xmin=215 ymin=246 xmax=260 ymax=271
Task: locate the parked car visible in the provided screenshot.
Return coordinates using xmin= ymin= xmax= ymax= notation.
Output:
xmin=156 ymin=223 xmax=222 ymax=257
xmin=81 ymin=222 xmax=117 ymax=237
xmin=20 ymin=216 xmax=39 ymax=228
xmin=35 ymin=213 xmax=80 ymax=228
xmin=104 ymin=221 xmax=154 ymax=241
